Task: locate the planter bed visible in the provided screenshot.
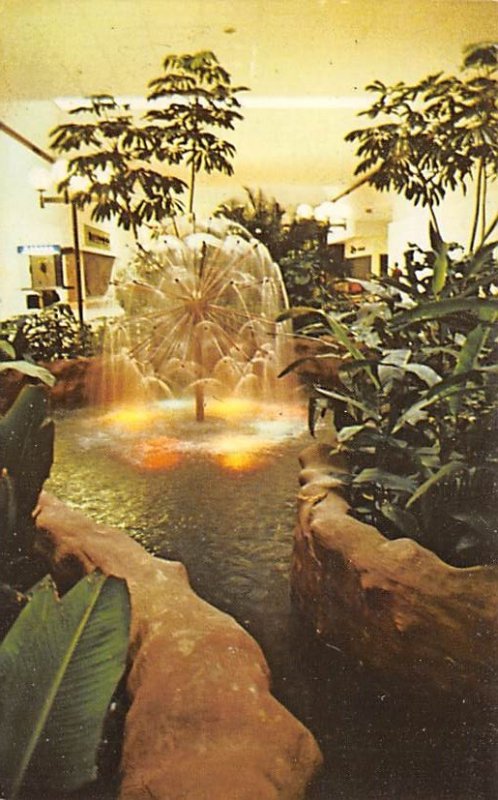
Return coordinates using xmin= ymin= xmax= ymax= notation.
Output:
xmin=291 ymin=443 xmax=498 ymax=697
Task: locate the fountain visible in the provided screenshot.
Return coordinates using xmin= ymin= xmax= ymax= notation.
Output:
xmin=88 ymin=216 xmax=304 ymax=472
xmin=96 ymin=216 xmax=295 ymax=421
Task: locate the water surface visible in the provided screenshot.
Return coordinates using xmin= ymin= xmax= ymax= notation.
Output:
xmin=47 ymin=407 xmax=497 ymax=800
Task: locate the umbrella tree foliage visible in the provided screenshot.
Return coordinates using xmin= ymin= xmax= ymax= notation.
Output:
xmin=51 ymin=94 xmax=186 ymax=241
xmin=146 ymin=50 xmax=248 ymax=213
xmin=50 ymin=51 xmax=247 ymax=238
xmin=345 ymin=42 xmax=498 ymax=247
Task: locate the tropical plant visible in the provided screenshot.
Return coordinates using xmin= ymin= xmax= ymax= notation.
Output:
xmin=50 ymin=94 xmax=186 ymax=241
xmin=0 ymin=384 xmax=54 ymax=576
xmin=146 ymin=50 xmax=248 ymax=213
xmin=0 ymin=570 xmax=130 ymax=800
xmin=0 ymin=386 xmax=131 ymax=800
xmin=215 ymin=187 xmax=287 ymax=258
xmin=345 ymin=42 xmax=498 ymax=247
xmin=0 ymin=334 xmax=55 ymax=386
xmin=215 ymin=188 xmax=348 ymax=310
xmin=281 ymin=234 xmax=498 ymax=566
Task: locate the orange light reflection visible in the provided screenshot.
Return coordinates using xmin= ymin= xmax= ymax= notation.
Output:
xmin=210 ymin=434 xmax=272 ymax=473
xmin=129 ymin=436 xmax=183 ymax=471
xmin=214 ymin=450 xmax=270 ymax=472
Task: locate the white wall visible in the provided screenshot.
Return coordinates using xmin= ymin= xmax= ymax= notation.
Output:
xmin=388 ymin=186 xmax=498 ymax=268
xmin=0 ymin=101 xmax=134 ymax=321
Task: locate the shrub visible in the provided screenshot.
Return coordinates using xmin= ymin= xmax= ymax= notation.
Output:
xmin=1 ymin=304 xmax=95 ymax=363
xmin=282 ymin=232 xmax=498 ymax=567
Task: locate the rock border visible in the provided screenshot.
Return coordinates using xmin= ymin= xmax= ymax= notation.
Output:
xmin=291 ymin=443 xmax=498 ymax=697
xmin=35 ymin=492 xmax=322 ymax=800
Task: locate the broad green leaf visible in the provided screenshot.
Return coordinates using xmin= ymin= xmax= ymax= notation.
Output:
xmin=0 ymin=341 xmax=16 ymax=361
xmin=380 ymin=502 xmax=422 ymax=538
xmin=432 ymin=240 xmax=449 ymax=296
xmin=391 ymin=297 xmax=498 ymax=329
xmin=336 ymin=424 xmax=366 ymax=442
xmin=466 ymin=240 xmax=498 ymax=278
xmin=352 ymin=468 xmax=417 ymax=493
xmin=0 ymin=572 xmax=130 ymax=798
xmin=0 ymin=470 xmax=16 ymax=542
xmin=277 ymin=306 xmax=369 ymax=368
xmin=403 ymin=363 xmax=442 ymax=387
xmin=0 ymin=385 xmax=54 ymax=519
xmin=406 ymin=461 xmax=467 ymax=508
xmin=392 ymin=370 xmax=486 ymax=432
xmin=449 ymin=308 xmax=497 ymax=413
xmin=316 ymin=386 xmax=380 ymax=420
xmin=277 ymin=351 xmax=341 ymax=379
xmin=0 ymin=361 xmax=55 ymax=387
xmin=323 ymin=312 xmax=367 ymax=363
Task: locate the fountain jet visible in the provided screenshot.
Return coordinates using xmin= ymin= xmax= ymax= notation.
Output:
xmin=94 ymin=217 xmax=295 ymax=420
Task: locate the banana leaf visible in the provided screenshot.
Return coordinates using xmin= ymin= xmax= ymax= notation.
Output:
xmin=0 ymin=385 xmax=54 ymax=522
xmin=0 ymin=571 xmax=130 ymax=799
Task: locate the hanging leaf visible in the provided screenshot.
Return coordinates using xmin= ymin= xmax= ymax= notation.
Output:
xmin=0 ymin=385 xmax=54 ymax=523
xmin=0 ymin=341 xmax=16 ymax=361
xmin=449 ymin=308 xmax=497 ymax=413
xmin=316 ymin=386 xmax=380 ymax=420
xmin=0 ymin=361 xmax=55 ymax=387
xmin=0 ymin=571 xmax=130 ymax=799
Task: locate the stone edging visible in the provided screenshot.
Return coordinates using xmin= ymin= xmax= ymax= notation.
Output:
xmin=291 ymin=443 xmax=498 ymax=696
xmin=35 ymin=492 xmax=322 ymax=800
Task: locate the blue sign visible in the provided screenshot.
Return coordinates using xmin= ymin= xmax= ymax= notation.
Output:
xmin=17 ymin=244 xmax=61 ymax=255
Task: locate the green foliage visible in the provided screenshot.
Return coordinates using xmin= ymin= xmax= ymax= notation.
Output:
xmin=51 ymin=95 xmax=186 ymax=238
xmin=6 ymin=304 xmax=95 ymax=363
xmin=146 ymin=50 xmax=248 ymax=213
xmin=50 ymin=52 xmax=247 ymax=233
xmin=289 ymin=237 xmax=498 ymax=566
xmin=216 ymin=187 xmax=287 ymax=256
xmin=0 ymin=385 xmax=54 ymax=567
xmin=0 ymin=571 xmax=130 ymax=799
xmin=215 ymin=187 xmax=348 ymax=310
xmin=345 ymin=43 xmax=498 ymax=245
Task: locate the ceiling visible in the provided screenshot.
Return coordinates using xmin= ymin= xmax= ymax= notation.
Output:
xmin=1 ymin=0 xmax=496 ymax=219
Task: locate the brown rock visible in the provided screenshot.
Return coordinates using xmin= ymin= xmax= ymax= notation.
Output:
xmin=0 ymin=357 xmax=101 ymax=413
xmin=46 ymin=357 xmax=101 ymax=408
xmin=35 ymin=492 xmax=322 ymax=800
xmin=291 ymin=443 xmax=498 ymax=696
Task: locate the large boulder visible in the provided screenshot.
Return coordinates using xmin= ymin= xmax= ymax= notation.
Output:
xmin=35 ymin=492 xmax=322 ymax=800
xmin=291 ymin=444 xmax=498 ymax=697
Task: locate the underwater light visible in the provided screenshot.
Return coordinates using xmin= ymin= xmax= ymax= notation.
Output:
xmin=210 ymin=434 xmax=272 ymax=472
xmin=103 ymin=406 xmax=164 ymax=430
xmin=214 ymin=450 xmax=270 ymax=472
